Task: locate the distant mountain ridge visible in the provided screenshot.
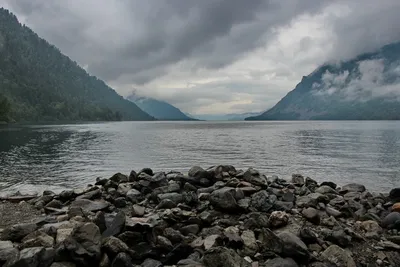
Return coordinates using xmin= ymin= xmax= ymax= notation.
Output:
xmin=0 ymin=8 xmax=154 ymax=122
xmin=127 ymin=94 xmax=196 ymax=121
xmin=193 ymin=112 xmax=262 ymax=121
xmin=247 ymin=42 xmax=400 ymax=120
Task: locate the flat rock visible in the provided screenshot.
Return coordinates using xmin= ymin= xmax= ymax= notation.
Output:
xmin=111 ymin=252 xmax=132 ymax=267
xmin=70 ymin=199 xmax=109 ymax=212
xmin=341 ymin=183 xmax=366 ymax=193
xmin=321 ymin=245 xmax=356 ymax=267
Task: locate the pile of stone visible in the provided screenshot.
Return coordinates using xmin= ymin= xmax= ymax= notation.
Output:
xmin=1 ymin=165 xmax=400 ymax=267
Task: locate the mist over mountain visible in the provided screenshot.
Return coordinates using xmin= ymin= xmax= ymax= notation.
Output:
xmin=247 ymin=42 xmax=400 ymax=120
xmin=127 ymin=94 xmax=196 ymax=121
xmin=0 ymin=8 xmax=154 ymax=122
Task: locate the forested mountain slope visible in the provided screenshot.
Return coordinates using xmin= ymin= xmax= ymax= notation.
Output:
xmin=0 ymin=8 xmax=154 ymax=122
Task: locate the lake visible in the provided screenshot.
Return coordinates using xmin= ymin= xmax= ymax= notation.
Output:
xmin=0 ymin=121 xmax=400 ymax=195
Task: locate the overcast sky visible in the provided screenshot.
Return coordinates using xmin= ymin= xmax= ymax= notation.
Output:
xmin=2 ymin=0 xmax=400 ymax=115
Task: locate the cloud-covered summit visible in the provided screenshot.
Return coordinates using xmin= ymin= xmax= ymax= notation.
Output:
xmin=2 ymin=0 xmax=400 ymax=114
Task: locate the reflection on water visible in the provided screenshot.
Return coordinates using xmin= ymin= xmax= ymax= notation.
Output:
xmin=0 ymin=121 xmax=400 ymax=195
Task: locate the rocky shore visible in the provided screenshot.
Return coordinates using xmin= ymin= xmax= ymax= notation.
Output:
xmin=1 ymin=166 xmax=400 ymax=267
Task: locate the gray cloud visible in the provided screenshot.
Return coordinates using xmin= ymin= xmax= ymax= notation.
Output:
xmin=313 ymin=59 xmax=400 ymax=101
xmin=2 ymin=0 xmax=400 ymax=114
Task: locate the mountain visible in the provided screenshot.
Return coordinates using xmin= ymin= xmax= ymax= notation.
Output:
xmin=0 ymin=8 xmax=154 ymax=122
xmin=127 ymin=94 xmax=196 ymax=120
xmin=247 ymin=42 xmax=400 ymax=120
xmin=193 ymin=112 xmax=262 ymax=121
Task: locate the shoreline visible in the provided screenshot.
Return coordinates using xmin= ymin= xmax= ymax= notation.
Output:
xmin=0 ymin=165 xmax=400 ymax=266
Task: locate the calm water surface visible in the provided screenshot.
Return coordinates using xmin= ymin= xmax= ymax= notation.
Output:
xmin=0 ymin=121 xmax=399 ymax=195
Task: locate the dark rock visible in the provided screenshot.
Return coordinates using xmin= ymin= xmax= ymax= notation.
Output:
xmin=41 ymin=248 xmax=55 ymax=267
xmin=111 ymin=252 xmax=132 ymax=267
xmin=141 ymin=258 xmax=162 ymax=267
xmin=209 ymin=188 xmax=238 ymax=212
xmin=264 ymin=258 xmax=298 ymax=267
xmin=118 ymin=231 xmax=144 ymax=247
xmin=282 ymin=191 xmax=295 ymax=202
xmin=183 ymin=182 xmax=197 ymax=192
xmin=292 ymin=174 xmax=305 ymax=186
xmin=158 ymin=193 xmax=183 ymax=205
xmin=102 ymin=211 xmax=126 ymax=238
xmin=45 ymin=200 xmax=63 ymax=209
xmin=213 ymin=165 xmax=237 ymax=180
xmin=316 ymin=185 xmax=338 ymax=194
xmin=110 ymin=173 xmax=129 ymax=184
xmin=12 ymin=247 xmax=45 ymax=267
xmin=1 ymin=223 xmax=38 ymax=242
xmin=325 ymin=230 xmax=351 ymax=247
xmin=180 ymin=225 xmax=200 ymax=236
xmin=0 ymin=240 xmax=19 ymax=266
xmin=305 ymin=177 xmax=318 ymax=189
xmin=243 ymin=168 xmax=268 ymax=186
xmin=183 ymin=191 xmax=199 ymax=205
xmin=299 ymin=228 xmax=318 ymax=244
xmin=50 ymin=262 xmax=76 ymax=267
xmin=278 ymin=231 xmax=310 ymax=262
xmin=202 ymin=247 xmax=251 ymax=267
xmin=70 ymin=199 xmax=110 ymax=213
xmin=164 ymin=228 xmax=184 ymax=243
xmin=139 ymin=168 xmax=154 ymax=176
xmin=258 ymin=229 xmax=283 ymax=255
xmin=128 ymin=170 xmax=137 ymax=182
xmin=102 ymin=236 xmax=129 ymax=259
xmin=156 ymin=199 xmax=177 ymax=210
xmin=250 ymin=191 xmax=275 ymax=212
xmin=76 ymin=188 xmax=101 ymax=200
xmin=296 ymin=195 xmax=318 ymax=208
xmin=93 ymin=211 xmax=107 ymax=233
xmin=382 ymin=212 xmax=400 ymax=229
xmin=321 ymin=245 xmax=356 ymax=267
xmin=390 ymin=188 xmax=400 ymax=201
xmin=274 ymin=201 xmax=294 ymax=212
xmin=188 ymin=166 xmax=210 ymax=179
xmin=341 ymin=183 xmax=366 ymax=193
xmin=321 ymin=181 xmax=337 ymax=189
xmin=302 ymin=207 xmax=320 ymax=225
xmin=114 ymin=197 xmax=127 ymax=208
xmin=58 ymin=190 xmax=76 ymax=202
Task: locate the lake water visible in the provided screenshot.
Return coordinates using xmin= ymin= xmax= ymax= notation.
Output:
xmin=0 ymin=121 xmax=400 ymax=195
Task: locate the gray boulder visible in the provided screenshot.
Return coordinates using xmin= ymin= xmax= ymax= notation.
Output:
xmin=251 ymin=191 xmax=275 ymax=212
xmin=203 ymin=247 xmax=251 ymax=267
xmin=210 ymin=188 xmax=238 ymax=212
xmin=278 ymin=231 xmax=310 ymax=262
xmin=321 ymin=245 xmax=356 ymax=267
xmin=1 ymin=223 xmax=38 ymax=242
xmin=341 ymin=183 xmax=366 ymax=193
